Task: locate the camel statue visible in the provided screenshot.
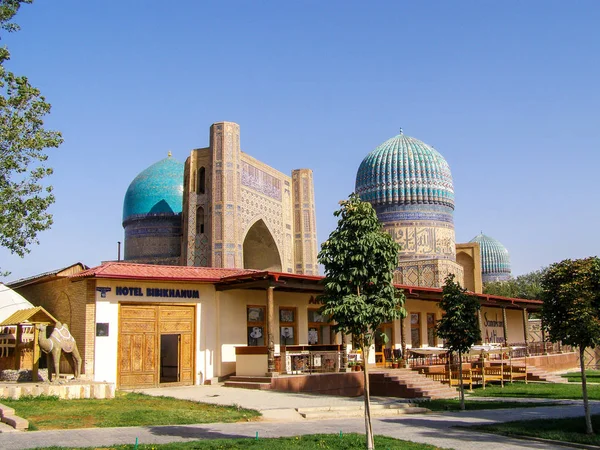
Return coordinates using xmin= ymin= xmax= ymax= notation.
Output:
xmin=36 ymin=322 xmax=82 ymax=381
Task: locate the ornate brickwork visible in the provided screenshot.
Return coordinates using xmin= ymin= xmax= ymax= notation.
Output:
xmin=395 ymin=259 xmax=464 ymax=288
xmin=241 ymin=161 xmax=282 ymax=201
xmin=292 ymin=169 xmax=318 ymax=275
xmin=356 ymin=130 xmax=458 ymax=283
xmin=209 ymin=123 xmax=242 ymax=268
xmin=383 ymin=220 xmax=456 ymax=261
xmin=178 ymin=122 xmax=312 ymax=274
xmin=240 ymin=189 xmax=285 ymax=255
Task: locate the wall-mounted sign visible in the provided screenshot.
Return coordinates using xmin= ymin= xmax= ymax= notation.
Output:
xmin=96 ymin=323 xmax=109 ymax=337
xmin=483 ymin=311 xmax=505 ymax=344
xmin=115 ymin=286 xmax=200 ymax=299
xmin=96 ymin=287 xmax=111 ymax=298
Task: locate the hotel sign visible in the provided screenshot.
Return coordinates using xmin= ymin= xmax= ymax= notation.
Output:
xmin=113 ymin=286 xmax=200 ymax=299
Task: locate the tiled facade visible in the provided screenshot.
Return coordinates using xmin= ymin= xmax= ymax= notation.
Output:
xmin=182 ymin=122 xmax=318 ymax=275
xmin=394 ymin=259 xmax=464 ymax=289
xmin=356 ymin=131 xmax=465 ymax=287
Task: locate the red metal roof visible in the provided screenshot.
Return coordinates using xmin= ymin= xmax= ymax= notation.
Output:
xmin=71 ymin=261 xmax=259 ymax=282
xmin=70 ymin=261 xmax=541 ymax=307
xmin=396 ymin=283 xmax=541 ymax=306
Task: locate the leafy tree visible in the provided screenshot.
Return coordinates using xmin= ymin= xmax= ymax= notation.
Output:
xmin=541 ymin=257 xmax=600 ymax=435
xmin=318 ymin=193 xmax=405 ymax=450
xmin=436 ymin=274 xmax=481 ymax=410
xmin=484 ymin=268 xmax=547 ymax=300
xmin=0 ymin=0 xmax=62 ymax=274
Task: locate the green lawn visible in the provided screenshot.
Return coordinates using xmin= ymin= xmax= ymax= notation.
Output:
xmin=35 ymin=434 xmax=448 ymax=450
xmin=0 ymin=392 xmax=260 ymax=430
xmin=470 ymin=415 xmax=600 ymax=447
xmin=466 ymin=381 xmax=599 ymax=400
xmin=561 ymin=370 xmax=600 ymax=383
xmin=421 ymin=398 xmax=557 ymax=411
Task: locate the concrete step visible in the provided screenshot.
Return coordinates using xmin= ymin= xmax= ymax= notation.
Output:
xmin=296 ymin=403 xmax=430 ymax=419
xmin=223 ymin=381 xmax=272 ymax=390
xmin=1 ymin=415 xmax=28 ymax=431
xmin=229 ymin=376 xmax=273 ymax=383
xmin=371 ymin=371 xmax=459 ymax=400
xmin=526 ymin=369 xmax=569 ymax=383
xmin=0 ymin=421 xmax=19 ymax=433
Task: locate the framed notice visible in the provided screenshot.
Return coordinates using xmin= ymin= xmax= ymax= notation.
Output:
xmin=96 ymin=323 xmax=109 ymax=337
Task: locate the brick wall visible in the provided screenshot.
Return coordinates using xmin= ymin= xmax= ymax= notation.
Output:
xmin=14 ymin=278 xmax=95 ymax=377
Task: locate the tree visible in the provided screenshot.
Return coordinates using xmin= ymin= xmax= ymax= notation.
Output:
xmin=483 ymin=268 xmax=547 ymax=300
xmin=436 ymin=274 xmax=481 ymax=410
xmin=0 ymin=0 xmax=62 ymax=273
xmin=541 ymin=257 xmax=600 ymax=435
xmin=318 ymin=193 xmax=405 ymax=450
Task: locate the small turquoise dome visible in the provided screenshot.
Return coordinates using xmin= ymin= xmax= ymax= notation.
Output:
xmin=355 ymin=131 xmax=454 ymax=209
xmin=470 ymin=233 xmax=512 ymax=282
xmin=122 ymin=156 xmax=184 ymax=223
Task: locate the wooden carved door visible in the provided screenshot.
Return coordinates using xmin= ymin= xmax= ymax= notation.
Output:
xmin=118 ymin=305 xmax=158 ymax=389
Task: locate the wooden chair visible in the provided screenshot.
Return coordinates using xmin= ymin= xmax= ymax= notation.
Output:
xmin=383 ymin=348 xmax=393 ymax=368
xmin=375 ymin=346 xmax=384 ymax=366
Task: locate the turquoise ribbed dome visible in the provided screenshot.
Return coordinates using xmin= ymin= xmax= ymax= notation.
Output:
xmin=470 ymin=233 xmax=512 ymax=282
xmin=355 ymin=131 xmax=454 ymax=208
xmin=122 ymin=156 xmax=184 ymax=223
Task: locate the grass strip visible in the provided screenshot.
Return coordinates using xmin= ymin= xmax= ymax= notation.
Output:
xmin=469 ymin=414 xmax=600 ymax=446
xmin=466 ymin=381 xmax=600 ymax=400
xmin=0 ymin=392 xmax=260 ymax=430
xmin=33 ymin=434 xmax=449 ymax=449
xmin=561 ymin=370 xmax=600 ymax=383
xmin=420 ymin=398 xmax=558 ymax=411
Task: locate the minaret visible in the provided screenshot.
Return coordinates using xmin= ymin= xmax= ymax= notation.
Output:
xmin=210 ymin=122 xmax=242 ymax=268
xmin=292 ymin=169 xmax=318 ymax=275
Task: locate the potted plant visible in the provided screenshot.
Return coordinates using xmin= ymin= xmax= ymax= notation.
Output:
xmin=355 ymin=362 xmax=363 ymax=372
xmin=347 ymin=361 xmax=356 ymax=371
xmin=391 ymin=357 xmax=399 ymax=369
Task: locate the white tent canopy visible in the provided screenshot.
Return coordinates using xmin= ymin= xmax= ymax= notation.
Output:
xmin=0 ymin=283 xmax=34 ymax=323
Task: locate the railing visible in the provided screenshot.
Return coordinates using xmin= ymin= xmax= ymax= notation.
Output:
xmin=283 ymin=345 xmax=342 ymax=374
xmin=408 ymin=352 xmax=448 ymax=368
xmin=525 ymin=341 xmax=572 ymax=356
xmin=407 ymin=341 xmax=574 ymax=368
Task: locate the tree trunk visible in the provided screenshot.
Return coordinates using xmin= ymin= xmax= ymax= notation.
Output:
xmin=362 ymin=344 xmax=374 ymax=449
xmin=400 ymin=315 xmax=407 ymax=368
xmin=580 ymin=346 xmax=593 ymax=434
xmin=458 ymin=350 xmax=465 ymax=411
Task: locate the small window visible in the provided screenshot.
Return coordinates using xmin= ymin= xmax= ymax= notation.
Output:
xmin=308 ymin=308 xmax=333 ymax=345
xmin=197 ymin=167 xmax=206 ymax=194
xmin=410 ymin=313 xmax=421 ymax=348
xmin=196 ymin=207 xmax=204 ymax=234
xmin=427 ymin=313 xmax=437 ymax=347
xmin=279 ymin=307 xmax=297 ymax=346
xmin=247 ymin=306 xmax=266 ymax=346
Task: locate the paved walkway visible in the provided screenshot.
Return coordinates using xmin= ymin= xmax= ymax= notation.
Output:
xmin=1 ymin=384 xmax=598 ymax=449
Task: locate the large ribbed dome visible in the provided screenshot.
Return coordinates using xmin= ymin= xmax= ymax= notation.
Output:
xmin=470 ymin=233 xmax=512 ymax=282
xmin=355 ymin=131 xmax=454 ymax=209
xmin=122 ymin=155 xmax=184 ymax=223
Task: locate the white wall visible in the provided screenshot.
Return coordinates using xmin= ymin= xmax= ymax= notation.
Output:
xmin=94 ymin=298 xmax=119 ymax=383
xmin=92 ymin=280 xmax=216 ymax=386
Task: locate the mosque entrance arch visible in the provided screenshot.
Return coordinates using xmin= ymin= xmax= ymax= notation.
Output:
xmin=243 ymin=220 xmax=282 ymax=271
xmin=456 ymin=251 xmax=475 ymax=292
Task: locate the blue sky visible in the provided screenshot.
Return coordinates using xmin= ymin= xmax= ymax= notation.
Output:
xmin=1 ymin=0 xmax=599 ymax=281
